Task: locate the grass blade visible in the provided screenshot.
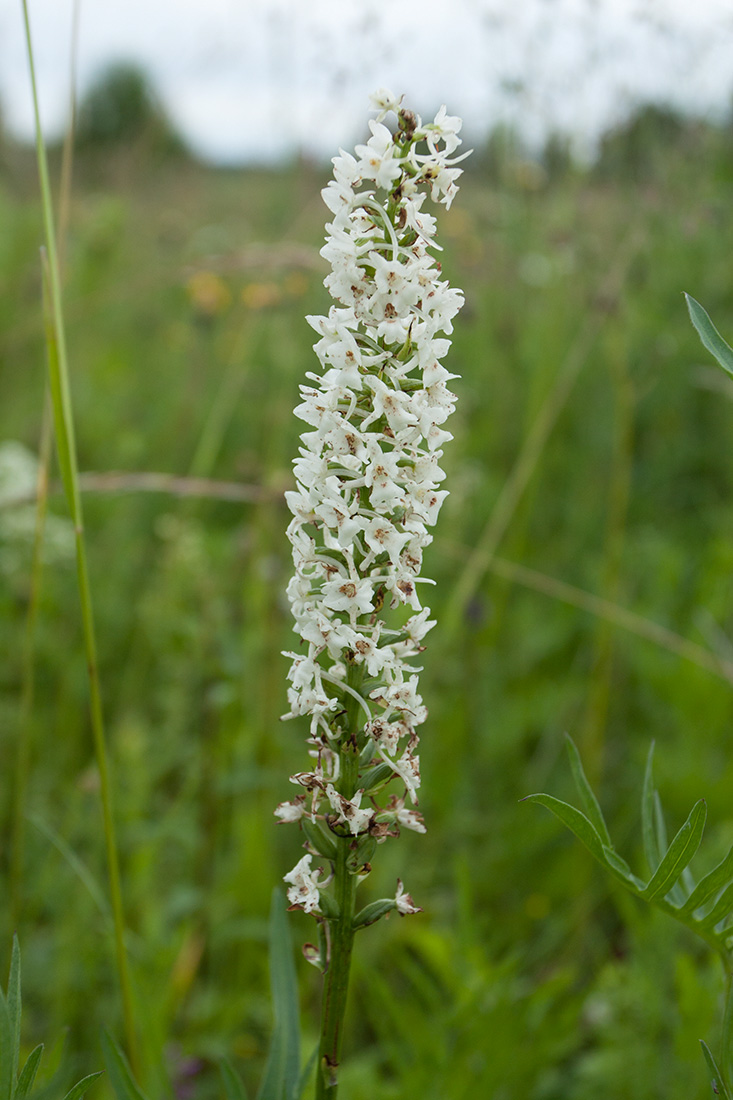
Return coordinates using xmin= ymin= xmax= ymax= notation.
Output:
xmin=701 ymin=1040 xmax=733 ymax=1100
xmin=0 ymin=994 xmax=13 ymax=1100
xmin=220 ymin=1059 xmax=249 ymax=1100
xmin=7 ymin=936 xmax=21 ymax=1086
xmin=22 ymin=1 xmax=138 ymax=1071
xmin=685 ymin=294 xmax=733 ymax=378
xmin=256 ymin=890 xmax=300 ymax=1100
xmin=61 ymin=1074 xmax=104 ymax=1100
xmin=641 ymin=799 xmax=706 ymax=901
xmin=15 ymin=1045 xmax=44 ymax=1098
xmin=100 ymin=1031 xmax=149 ymax=1100
xmin=296 ymin=1045 xmax=318 ymax=1100
xmin=564 ymin=735 xmax=611 ymax=847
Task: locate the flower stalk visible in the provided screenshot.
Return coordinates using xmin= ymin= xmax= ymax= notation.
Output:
xmin=277 ymin=89 xmax=470 ymax=1097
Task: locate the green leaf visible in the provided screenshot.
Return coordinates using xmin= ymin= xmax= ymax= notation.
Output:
xmin=682 ymin=841 xmax=733 ymax=915
xmin=641 ymin=799 xmax=706 ymax=902
xmin=601 ymin=846 xmax=645 ymax=890
xmin=564 ymin=736 xmax=611 ymax=847
xmin=0 ymin=995 xmax=13 ymax=1100
xmin=296 ymin=1046 xmax=318 ymax=1100
xmin=641 ymin=743 xmax=661 ymax=874
xmin=700 ymin=1040 xmax=733 ymax=1099
xmin=60 ymin=1073 xmax=104 ymax=1100
xmin=696 ymin=882 xmax=733 ymax=932
xmin=7 ymin=936 xmax=21 ymax=1088
xmin=100 ymin=1031 xmax=149 ymax=1100
xmin=686 ymin=294 xmax=733 ymax=379
xmin=524 ymin=794 xmax=607 ymax=866
xmin=220 ymin=1058 xmax=249 ymax=1100
xmin=15 ymin=1045 xmax=44 ymax=1099
xmin=255 ymin=890 xmax=300 ymax=1100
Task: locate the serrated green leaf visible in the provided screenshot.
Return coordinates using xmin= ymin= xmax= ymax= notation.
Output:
xmin=255 ymin=889 xmax=300 ymax=1100
xmin=683 ymin=841 xmax=733 ymax=917
xmin=15 ymin=1045 xmax=44 ymax=1099
xmin=60 ymin=1073 xmax=103 ymax=1100
xmin=700 ymin=1040 xmax=733 ymax=1099
xmin=641 ymin=799 xmax=706 ymax=902
xmin=564 ymin=736 xmax=611 ymax=847
xmin=641 ymin=743 xmax=661 ymax=874
xmin=220 ymin=1058 xmax=249 ymax=1100
xmin=686 ymin=294 xmax=733 ymax=379
xmin=100 ymin=1031 xmax=149 ymax=1100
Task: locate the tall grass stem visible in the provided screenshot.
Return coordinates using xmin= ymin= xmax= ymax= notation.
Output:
xmin=22 ymin=0 xmax=139 ymax=1073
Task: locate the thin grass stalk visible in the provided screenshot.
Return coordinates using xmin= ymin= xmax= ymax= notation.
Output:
xmin=22 ymin=0 xmax=139 ymax=1072
xmin=57 ymin=0 xmax=80 ymax=277
xmin=9 ymin=395 xmax=53 ymax=938
xmin=484 ymin=554 xmax=733 ymax=683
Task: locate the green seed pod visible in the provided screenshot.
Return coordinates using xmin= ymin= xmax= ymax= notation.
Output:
xmin=353 ymin=898 xmax=396 ymax=930
xmin=301 ymin=817 xmax=338 ymax=861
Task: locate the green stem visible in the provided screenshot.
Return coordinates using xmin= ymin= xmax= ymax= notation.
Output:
xmin=22 ymin=1 xmax=139 ymax=1075
xmin=315 ymin=667 xmax=363 ymax=1099
xmin=315 ymin=835 xmax=358 ymax=1099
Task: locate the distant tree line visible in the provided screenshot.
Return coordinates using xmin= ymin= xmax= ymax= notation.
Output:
xmin=0 ymin=61 xmax=732 ymax=179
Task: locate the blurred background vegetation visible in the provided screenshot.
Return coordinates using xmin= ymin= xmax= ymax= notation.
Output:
xmin=2 ymin=61 xmax=733 ymax=1099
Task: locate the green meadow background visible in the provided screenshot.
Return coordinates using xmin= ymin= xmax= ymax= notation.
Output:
xmin=2 ymin=76 xmax=733 ymax=1098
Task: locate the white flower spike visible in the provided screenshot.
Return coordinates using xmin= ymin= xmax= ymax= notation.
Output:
xmin=278 ymin=89 xmax=469 ymax=920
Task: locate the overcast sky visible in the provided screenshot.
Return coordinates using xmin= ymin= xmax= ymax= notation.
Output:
xmin=2 ymin=0 xmax=733 ymax=163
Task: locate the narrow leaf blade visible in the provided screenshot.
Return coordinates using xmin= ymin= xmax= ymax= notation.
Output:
xmin=700 ymin=1040 xmax=733 ymax=1100
xmin=641 ymin=743 xmax=660 ymax=874
xmin=0 ymin=995 xmax=14 ymax=1100
xmin=642 ymin=799 xmax=706 ymax=901
xmin=696 ymin=881 xmax=733 ymax=932
xmin=255 ymin=890 xmax=300 ymax=1100
xmin=7 ymin=936 xmax=21 ymax=1086
xmin=61 ymin=1073 xmax=104 ymax=1100
xmin=681 ymin=841 xmax=733 ymax=915
xmin=296 ymin=1046 xmax=319 ymax=1100
xmin=100 ymin=1031 xmax=150 ymax=1100
xmin=15 ymin=1045 xmax=44 ymax=1099
xmin=220 ymin=1058 xmax=249 ymax=1100
xmin=686 ymin=294 xmax=733 ymax=378
xmin=564 ymin=736 xmax=611 ymax=846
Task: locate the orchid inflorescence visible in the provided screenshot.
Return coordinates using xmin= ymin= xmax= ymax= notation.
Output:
xmin=277 ymin=88 xmax=468 ymax=933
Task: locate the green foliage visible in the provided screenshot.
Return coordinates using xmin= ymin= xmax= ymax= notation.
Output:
xmin=1 ymin=938 xmax=102 ymax=1100
xmin=6 ymin=108 xmax=733 ymax=1098
xmin=527 ymin=737 xmax=733 ymax=1094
